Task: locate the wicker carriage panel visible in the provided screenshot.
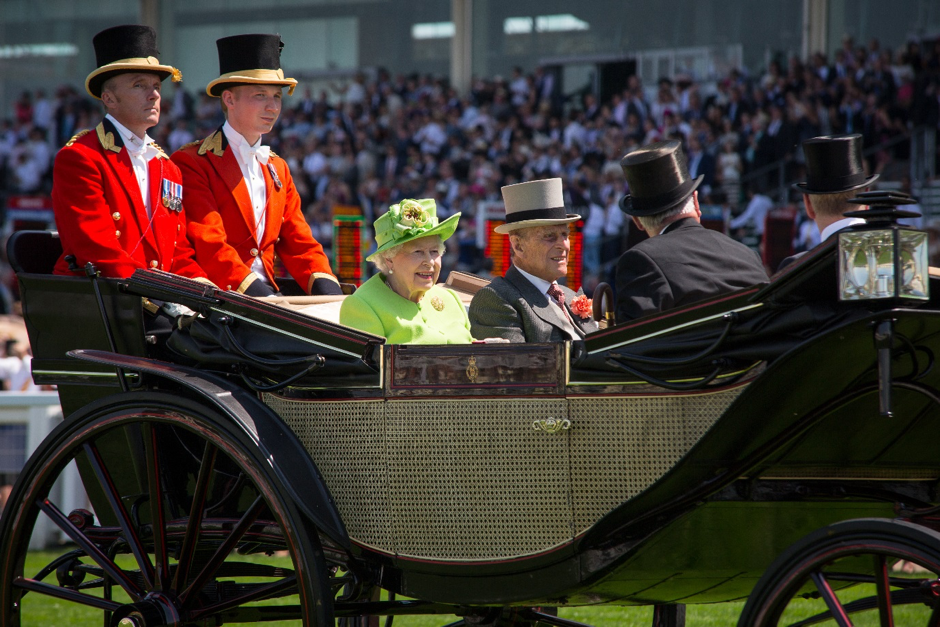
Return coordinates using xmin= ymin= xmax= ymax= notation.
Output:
xmin=568 ymin=386 xmax=746 ymax=534
xmin=385 ymin=398 xmax=574 ymax=561
xmin=263 ymin=396 xmax=394 ymax=552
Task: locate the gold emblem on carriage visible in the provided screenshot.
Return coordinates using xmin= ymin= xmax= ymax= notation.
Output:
xmin=533 ymin=417 xmax=571 ymax=434
xmin=466 ymin=355 xmax=478 ymax=383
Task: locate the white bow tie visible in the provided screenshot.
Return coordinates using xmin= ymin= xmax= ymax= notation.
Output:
xmin=240 ymin=144 xmax=270 ymax=165
xmin=125 ymin=137 xmax=158 ymax=161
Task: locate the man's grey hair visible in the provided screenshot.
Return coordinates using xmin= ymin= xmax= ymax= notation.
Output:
xmin=372 ymin=236 xmax=445 ymax=274
xmin=636 ymin=195 xmax=697 ymax=234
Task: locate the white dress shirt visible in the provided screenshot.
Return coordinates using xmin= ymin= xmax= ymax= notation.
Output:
xmin=106 ymin=114 xmax=159 ymax=217
xmin=222 ymin=121 xmax=268 ymax=280
xmin=820 ymin=217 xmax=866 ymax=242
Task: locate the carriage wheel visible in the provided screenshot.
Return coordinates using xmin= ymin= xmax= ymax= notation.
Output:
xmin=0 ymin=392 xmax=332 ymax=626
xmin=738 ymin=518 xmax=940 ymax=627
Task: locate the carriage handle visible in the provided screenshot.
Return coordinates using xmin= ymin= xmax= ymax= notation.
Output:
xmin=217 ymin=315 xmax=327 ymax=368
xmin=607 ymin=311 xmax=738 ymax=367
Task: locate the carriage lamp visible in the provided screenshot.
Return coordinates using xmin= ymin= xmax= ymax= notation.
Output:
xmin=838 ymin=192 xmax=929 ymax=303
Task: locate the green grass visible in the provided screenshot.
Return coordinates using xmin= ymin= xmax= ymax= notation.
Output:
xmin=15 ymin=551 xmax=936 ymax=626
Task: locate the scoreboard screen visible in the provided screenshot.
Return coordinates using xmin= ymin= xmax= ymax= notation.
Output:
xmin=332 ymin=207 xmax=366 ymax=287
xmin=566 ymin=220 xmax=584 ymax=292
xmin=483 ymin=220 xmax=511 ymax=278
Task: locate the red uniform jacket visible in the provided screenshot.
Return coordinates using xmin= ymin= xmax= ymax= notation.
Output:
xmin=52 ymin=119 xmax=208 ymax=280
xmin=171 ymin=129 xmax=339 ymax=294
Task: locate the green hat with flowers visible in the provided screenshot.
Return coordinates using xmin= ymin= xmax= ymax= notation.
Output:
xmin=367 ymin=198 xmax=461 ymax=262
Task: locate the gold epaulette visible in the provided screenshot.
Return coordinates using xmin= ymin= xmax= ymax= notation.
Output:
xmin=64 ymin=129 xmax=91 ymax=147
xmin=269 ymin=149 xmax=279 ymax=159
xmin=197 ymin=130 xmax=224 ymax=157
xmin=179 ymin=139 xmax=202 ymax=151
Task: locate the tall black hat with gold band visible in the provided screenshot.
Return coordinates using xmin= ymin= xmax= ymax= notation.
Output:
xmin=85 ymin=24 xmax=181 ymax=100
xmin=206 ymin=34 xmax=298 ymax=97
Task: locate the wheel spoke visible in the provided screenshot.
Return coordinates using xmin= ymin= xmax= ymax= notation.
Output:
xmin=189 ymin=575 xmax=297 ymax=620
xmin=179 ymin=494 xmax=266 ymax=606
xmin=810 ymin=570 xmax=852 ymax=627
xmin=873 ymin=555 xmax=894 ymax=627
xmin=37 ymin=499 xmax=142 ymax=600
xmin=82 ymin=441 xmax=155 ymax=589
xmin=172 ymin=440 xmax=217 ymax=595
xmin=13 ymin=576 xmax=122 ymax=612
xmin=142 ymin=423 xmax=168 ymax=592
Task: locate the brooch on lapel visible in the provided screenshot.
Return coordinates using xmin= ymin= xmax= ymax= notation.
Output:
xmin=161 ymin=179 xmax=183 ymax=212
xmin=431 ymin=296 xmax=444 ymax=311
xmin=267 ymin=163 xmax=282 ymax=190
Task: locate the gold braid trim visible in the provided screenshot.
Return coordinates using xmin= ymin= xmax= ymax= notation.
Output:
xmin=65 ymin=129 xmax=91 ymax=147
xmin=96 ymin=122 xmax=121 ymax=153
xmin=151 ymin=142 xmax=169 ymax=160
xmin=307 ymin=272 xmax=340 ymax=294
xmin=236 ymin=272 xmax=261 ymax=293
xmin=197 ymin=131 xmax=224 ymax=157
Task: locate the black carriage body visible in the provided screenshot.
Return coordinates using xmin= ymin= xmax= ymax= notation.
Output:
xmin=8 ymin=230 xmax=940 ymax=623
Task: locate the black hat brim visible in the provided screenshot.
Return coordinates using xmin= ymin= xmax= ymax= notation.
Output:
xmin=792 ymin=173 xmax=880 ymax=195
xmin=620 ymin=175 xmax=703 ymax=216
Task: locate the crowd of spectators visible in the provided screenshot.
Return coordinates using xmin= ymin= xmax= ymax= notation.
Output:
xmin=0 ymin=35 xmax=939 ymax=508
xmin=2 ymin=34 xmax=940 ymax=299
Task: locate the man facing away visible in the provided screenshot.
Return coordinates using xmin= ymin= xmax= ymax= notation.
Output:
xmin=469 ymin=178 xmax=598 ymax=343
xmin=172 ymin=34 xmax=341 ymax=296
xmin=777 ymin=134 xmax=878 ymax=271
xmin=615 ymin=140 xmax=769 ymax=322
xmin=52 ymin=24 xmax=209 ymax=282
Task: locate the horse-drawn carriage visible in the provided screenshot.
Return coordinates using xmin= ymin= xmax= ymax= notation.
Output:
xmin=4 ymin=200 xmax=940 ymax=626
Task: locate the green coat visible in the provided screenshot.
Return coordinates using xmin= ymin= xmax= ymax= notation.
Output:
xmin=339 ymin=273 xmax=473 ymax=344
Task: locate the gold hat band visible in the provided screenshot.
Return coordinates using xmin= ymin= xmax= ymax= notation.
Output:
xmin=207 ymin=69 xmax=297 ymax=97
xmin=85 ymin=56 xmax=180 ymax=99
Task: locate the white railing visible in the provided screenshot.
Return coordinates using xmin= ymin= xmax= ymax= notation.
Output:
xmin=0 ymin=392 xmax=85 ymax=549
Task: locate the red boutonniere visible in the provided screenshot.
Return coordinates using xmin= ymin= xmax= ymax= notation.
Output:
xmin=570 ymin=294 xmax=593 ymax=319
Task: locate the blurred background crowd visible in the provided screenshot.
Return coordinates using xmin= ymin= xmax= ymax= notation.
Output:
xmin=0 ymin=33 xmax=939 ymax=393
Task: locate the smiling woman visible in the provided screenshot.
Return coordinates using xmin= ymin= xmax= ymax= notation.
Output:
xmin=339 ymin=198 xmax=474 ymax=344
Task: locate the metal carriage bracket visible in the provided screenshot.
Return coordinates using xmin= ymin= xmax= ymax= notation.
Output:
xmin=66 ymin=348 xmax=352 ymax=553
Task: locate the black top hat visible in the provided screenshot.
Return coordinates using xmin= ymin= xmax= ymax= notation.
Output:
xmin=85 ymin=25 xmax=180 ymax=99
xmin=619 ymin=140 xmax=702 ymax=217
xmin=793 ymin=134 xmax=879 ymax=194
xmin=206 ymin=34 xmax=297 ymax=97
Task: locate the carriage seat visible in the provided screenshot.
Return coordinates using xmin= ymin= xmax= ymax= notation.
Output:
xmin=7 ymin=230 xmax=62 ymax=275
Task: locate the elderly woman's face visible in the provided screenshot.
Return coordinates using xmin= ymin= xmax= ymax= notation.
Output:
xmin=385 ymin=236 xmax=443 ymax=302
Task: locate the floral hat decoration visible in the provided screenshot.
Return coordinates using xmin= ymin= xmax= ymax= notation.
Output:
xmin=367 ymin=199 xmax=461 ymax=262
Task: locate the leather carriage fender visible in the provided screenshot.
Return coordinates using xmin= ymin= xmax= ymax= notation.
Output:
xmin=67 ymin=348 xmax=351 ymax=552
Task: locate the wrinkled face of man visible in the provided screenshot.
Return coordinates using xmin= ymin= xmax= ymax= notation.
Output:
xmin=511 ymin=224 xmax=570 ymax=282
xmin=101 ymin=72 xmax=162 ymax=136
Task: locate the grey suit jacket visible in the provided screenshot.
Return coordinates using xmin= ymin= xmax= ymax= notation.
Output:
xmin=469 ymin=265 xmax=599 ymax=343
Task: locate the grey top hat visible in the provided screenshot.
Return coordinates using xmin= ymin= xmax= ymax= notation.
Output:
xmin=495 ymin=178 xmax=581 ymax=234
xmin=619 ymin=140 xmax=702 ymax=217
xmin=793 ymin=134 xmax=879 ymax=194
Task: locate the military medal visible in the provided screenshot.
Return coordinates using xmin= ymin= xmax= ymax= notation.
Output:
xmin=267 ymin=163 xmax=282 ymax=190
xmin=161 ymin=179 xmax=183 ymax=212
